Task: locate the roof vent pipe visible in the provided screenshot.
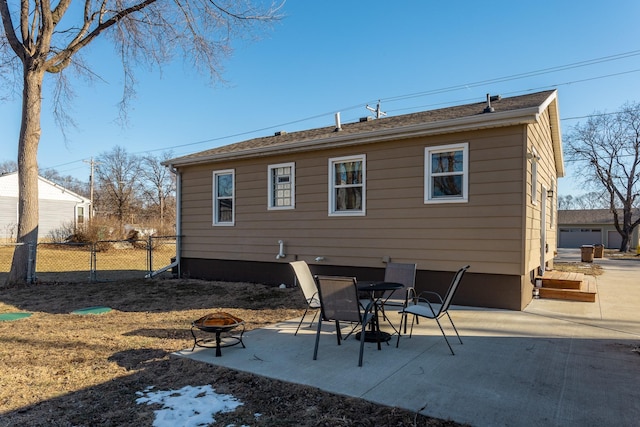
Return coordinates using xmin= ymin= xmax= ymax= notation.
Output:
xmin=484 ymin=93 xmax=495 ymax=113
xmin=334 ymin=112 xmax=342 ymax=132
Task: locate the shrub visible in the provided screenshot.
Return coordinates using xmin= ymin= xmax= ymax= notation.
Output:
xmin=47 ymin=221 xmax=77 ymax=243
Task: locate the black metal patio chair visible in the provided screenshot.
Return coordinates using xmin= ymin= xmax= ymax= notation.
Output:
xmin=313 ymin=275 xmax=375 ymax=367
xmin=378 ymin=262 xmax=416 ymax=329
xmin=397 ymin=265 xmax=470 ymax=355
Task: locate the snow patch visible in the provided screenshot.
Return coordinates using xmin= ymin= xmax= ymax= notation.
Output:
xmin=136 ymin=384 xmax=243 ymax=427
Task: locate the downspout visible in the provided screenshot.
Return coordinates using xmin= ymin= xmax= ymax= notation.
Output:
xmin=147 ymin=165 xmax=181 ymax=279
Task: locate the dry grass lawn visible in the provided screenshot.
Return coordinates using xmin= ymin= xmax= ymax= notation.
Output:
xmin=2 ymin=245 xmax=620 ymax=425
xmin=0 ymin=278 xmax=464 ymax=426
xmin=0 ymin=243 xmax=176 ymax=283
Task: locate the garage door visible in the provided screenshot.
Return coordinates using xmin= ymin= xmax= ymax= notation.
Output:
xmin=558 ymin=228 xmax=602 ymax=248
xmin=607 ymin=230 xmax=622 ymax=249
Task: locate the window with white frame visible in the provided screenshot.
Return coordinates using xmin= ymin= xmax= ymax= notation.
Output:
xmin=424 ymin=143 xmax=468 ymax=203
xmin=213 ymin=169 xmax=234 ymax=225
xmin=268 ymin=162 xmax=295 ymax=209
xmin=329 ymin=155 xmax=366 ymax=215
xmin=77 ymin=206 xmax=85 ymax=224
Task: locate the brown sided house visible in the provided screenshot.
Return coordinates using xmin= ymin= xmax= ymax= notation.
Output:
xmin=165 ymin=90 xmax=564 ymax=310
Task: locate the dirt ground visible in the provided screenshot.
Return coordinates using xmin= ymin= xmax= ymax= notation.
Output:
xmin=0 ymin=278 xmax=466 ymax=426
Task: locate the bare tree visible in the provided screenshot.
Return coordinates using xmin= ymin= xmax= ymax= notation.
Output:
xmin=1 ymin=0 xmax=284 ymax=285
xmin=564 ymin=102 xmax=640 ymax=251
xmin=40 ymin=169 xmax=89 ymax=198
xmin=139 ymin=152 xmax=176 ymax=233
xmin=558 ymin=194 xmax=574 ymax=210
xmin=0 ymin=160 xmax=18 ymax=174
xmin=95 ymin=146 xmax=142 ymax=234
xmin=573 ymin=192 xmax=610 ymax=210
xmin=558 ymin=192 xmax=609 ymax=210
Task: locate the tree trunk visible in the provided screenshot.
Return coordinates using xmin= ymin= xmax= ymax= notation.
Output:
xmin=6 ymin=66 xmax=45 ymax=285
xmin=620 ymin=235 xmax=630 ymax=252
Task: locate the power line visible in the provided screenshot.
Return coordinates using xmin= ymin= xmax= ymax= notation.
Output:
xmin=385 ymin=68 xmax=640 ymax=119
xmin=380 ymin=50 xmax=640 ymax=105
xmin=45 ymin=49 xmax=640 ymax=173
xmin=142 ymin=49 xmax=640 ymax=156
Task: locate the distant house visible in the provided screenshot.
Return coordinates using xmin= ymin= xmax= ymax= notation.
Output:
xmin=165 ymin=90 xmax=564 ymax=310
xmin=557 ymin=209 xmax=640 ymax=249
xmin=0 ymin=172 xmax=91 ymax=241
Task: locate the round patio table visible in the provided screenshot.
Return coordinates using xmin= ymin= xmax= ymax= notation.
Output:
xmin=356 ymin=282 xmax=404 ymax=343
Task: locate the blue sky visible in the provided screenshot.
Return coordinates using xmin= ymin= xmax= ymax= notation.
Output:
xmin=2 ymin=0 xmax=640 ymax=196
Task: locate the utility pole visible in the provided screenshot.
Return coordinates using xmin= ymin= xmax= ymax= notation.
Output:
xmin=83 ymin=157 xmax=100 ymax=223
xmin=366 ymin=100 xmax=387 ymax=119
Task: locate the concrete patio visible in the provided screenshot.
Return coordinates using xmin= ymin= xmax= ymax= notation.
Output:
xmin=176 ymin=252 xmax=640 ymax=427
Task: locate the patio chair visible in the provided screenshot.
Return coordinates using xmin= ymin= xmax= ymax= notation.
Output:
xmin=378 ymin=262 xmax=417 ymax=328
xmin=313 ymin=275 xmax=376 ymax=367
xmin=290 ymin=261 xmax=321 ymax=335
xmin=396 ymin=265 xmax=470 ymax=355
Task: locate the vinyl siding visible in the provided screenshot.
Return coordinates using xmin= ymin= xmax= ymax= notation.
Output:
xmin=39 ymin=199 xmax=78 ymax=238
xmin=0 ymin=174 xmax=91 ymax=241
xmin=525 ymin=108 xmax=558 ymax=275
xmin=179 ymin=126 xmax=528 ymax=275
xmin=0 ymin=197 xmax=18 ymax=240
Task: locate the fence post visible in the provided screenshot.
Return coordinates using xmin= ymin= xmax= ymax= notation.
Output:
xmin=90 ymin=243 xmax=97 ymax=283
xmin=27 ymin=242 xmax=36 ymax=284
xmin=147 ymin=235 xmax=153 ymax=276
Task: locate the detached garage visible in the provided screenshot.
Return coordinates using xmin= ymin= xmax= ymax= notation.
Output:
xmin=557 ymin=209 xmax=639 ymax=249
xmin=558 ymin=227 xmax=602 ymax=248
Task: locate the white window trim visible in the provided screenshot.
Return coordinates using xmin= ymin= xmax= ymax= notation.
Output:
xmin=328 ymin=154 xmax=366 ymax=216
xmin=213 ymin=169 xmax=235 ymax=226
xmin=424 ymin=142 xmax=469 ymax=204
xmin=76 ymin=205 xmax=85 ymax=225
xmin=531 ymin=147 xmax=538 ymax=205
xmin=268 ymin=162 xmax=295 ymax=210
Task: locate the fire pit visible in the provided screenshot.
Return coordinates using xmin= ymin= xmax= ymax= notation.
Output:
xmin=190 ymin=312 xmax=245 ymax=357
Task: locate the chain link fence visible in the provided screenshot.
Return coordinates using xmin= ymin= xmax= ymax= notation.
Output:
xmin=0 ymin=236 xmax=178 ymax=284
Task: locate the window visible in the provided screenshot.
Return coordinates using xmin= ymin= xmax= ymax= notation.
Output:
xmin=424 ymin=143 xmax=468 ymax=203
xmin=77 ymin=206 xmax=85 ymax=224
xmin=213 ymin=170 xmax=234 ymax=225
xmin=268 ymin=163 xmax=295 ymax=209
xmin=329 ymin=155 xmax=366 ymax=216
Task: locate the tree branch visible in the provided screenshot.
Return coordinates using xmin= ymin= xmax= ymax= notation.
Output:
xmin=45 ymin=0 xmax=158 ymax=73
xmin=209 ymin=0 xmax=286 ymax=21
xmin=0 ymin=0 xmax=27 ymax=59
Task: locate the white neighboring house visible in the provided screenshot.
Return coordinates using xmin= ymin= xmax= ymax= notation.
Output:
xmin=0 ymin=172 xmax=91 ymax=241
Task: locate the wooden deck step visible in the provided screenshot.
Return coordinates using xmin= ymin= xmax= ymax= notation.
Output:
xmin=538 ymin=275 xmax=597 ymax=303
xmin=540 ymin=270 xmax=584 ymax=290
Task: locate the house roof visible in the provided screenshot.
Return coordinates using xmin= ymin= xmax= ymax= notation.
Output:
xmin=0 ymin=172 xmax=91 ymax=204
xmin=558 ymin=209 xmax=640 ymax=225
xmin=166 ymin=90 xmax=564 ymax=176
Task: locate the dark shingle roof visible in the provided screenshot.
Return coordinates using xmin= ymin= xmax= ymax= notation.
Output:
xmin=558 ymin=209 xmax=640 ymax=225
xmin=167 ymin=90 xmax=557 ymax=166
